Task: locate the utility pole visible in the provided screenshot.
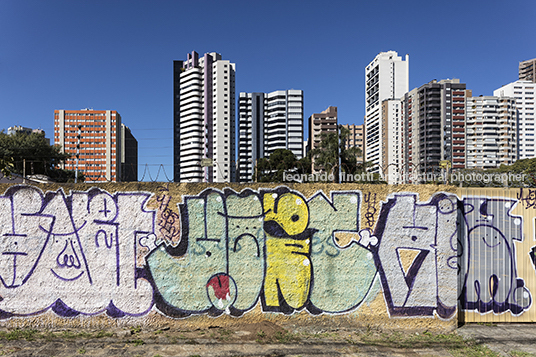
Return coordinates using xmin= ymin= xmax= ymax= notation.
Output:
xmin=75 ymin=125 xmax=81 ymax=183
xmin=338 ymin=125 xmax=342 ymax=183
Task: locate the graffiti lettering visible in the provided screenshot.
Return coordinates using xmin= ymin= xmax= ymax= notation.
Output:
xmin=148 ymin=187 xmax=378 ymax=316
xmin=373 ymin=193 xmax=458 ymax=318
xmin=4 ymin=184 xmax=532 ymax=325
xmin=0 ymin=186 xmax=155 ymax=318
xmin=459 ymin=197 xmax=531 ymax=315
xmin=517 ymin=188 xmax=536 ymax=210
xmin=363 ymin=192 xmax=377 ymax=229
xmin=155 ymin=185 xmax=181 ymax=243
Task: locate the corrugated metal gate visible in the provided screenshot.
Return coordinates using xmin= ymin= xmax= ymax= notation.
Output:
xmin=458 ymin=187 xmax=536 ymax=323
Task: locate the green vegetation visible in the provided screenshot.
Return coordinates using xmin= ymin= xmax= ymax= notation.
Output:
xmin=128 ymin=338 xmax=144 ymax=346
xmin=354 ymin=330 xmax=501 ymax=356
xmin=130 ymin=326 xmax=142 ymax=334
xmin=309 ymin=126 xmax=382 ymax=183
xmin=273 ymin=331 xmax=300 ymax=343
xmin=0 ymin=328 xmax=113 ymax=341
xmin=509 ymin=351 xmax=536 ymax=357
xmin=0 ymin=130 xmax=83 ymax=182
xmin=0 ymin=329 xmax=40 ymax=341
xmin=256 ymin=149 xmax=311 ymax=182
xmin=448 ymin=157 xmax=536 ymax=187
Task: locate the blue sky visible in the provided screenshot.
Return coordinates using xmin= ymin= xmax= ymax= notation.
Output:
xmin=1 ymin=0 xmax=535 ymax=181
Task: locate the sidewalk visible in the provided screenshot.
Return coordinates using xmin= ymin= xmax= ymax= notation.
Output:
xmin=457 ymin=324 xmax=536 ymax=356
xmin=0 ymin=323 xmax=534 ymax=356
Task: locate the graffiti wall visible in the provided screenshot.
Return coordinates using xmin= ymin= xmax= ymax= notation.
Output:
xmin=0 ymin=183 xmax=533 ymax=330
xmin=458 ymin=187 xmax=536 ymax=323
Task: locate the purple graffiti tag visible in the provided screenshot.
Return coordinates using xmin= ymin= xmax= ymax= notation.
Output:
xmin=459 ymin=197 xmax=531 ymax=316
xmin=372 ymin=193 xmax=458 ymax=319
xmin=1 ymin=252 xmax=27 ymax=288
xmin=363 ymin=192 xmax=377 ymax=229
xmin=517 ymin=188 xmax=536 ymax=210
xmin=0 ymin=186 xmax=155 ymax=318
xmin=154 ymin=186 xmax=181 ymax=242
xmin=56 ymin=240 xmax=82 ymax=269
xmin=95 ymin=229 xmax=113 ymax=249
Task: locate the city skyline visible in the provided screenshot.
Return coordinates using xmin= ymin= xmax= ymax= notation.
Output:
xmin=1 ymin=0 xmax=534 ymax=181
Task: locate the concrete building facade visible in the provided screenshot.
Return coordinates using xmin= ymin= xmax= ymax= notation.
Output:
xmin=494 ymin=80 xmax=535 ymax=159
xmin=465 ymin=96 xmax=517 ymax=169
xmin=341 ymin=124 xmax=365 ymax=162
xmin=7 ymin=126 xmax=49 ymax=144
xmin=54 ymin=109 xmax=125 ymax=182
xmin=308 ymin=106 xmax=338 ymax=152
xmin=519 ymin=58 xmax=536 ymax=83
xmin=238 ymin=90 xmax=303 ymax=182
xmin=7 ymin=126 xmax=33 ymax=136
xmin=121 ymin=124 xmax=138 ymax=182
xmin=404 ymin=79 xmax=470 ymax=181
xmin=365 ymin=51 xmax=409 ymax=173
xmin=381 ymin=99 xmax=405 ymax=183
xmin=173 ymin=51 xmax=236 ymax=183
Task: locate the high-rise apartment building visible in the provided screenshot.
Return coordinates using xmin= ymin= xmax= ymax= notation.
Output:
xmin=308 ymin=106 xmax=337 ymax=175
xmin=465 ymin=96 xmax=517 ymax=169
xmin=403 ymin=79 xmax=470 ymax=180
xmin=238 ymin=90 xmax=303 ymax=182
xmin=54 ymin=109 xmax=134 ymax=182
xmin=381 ymin=99 xmax=405 ymax=183
xmin=7 ymin=126 xmax=33 ymax=135
xmin=265 ymin=90 xmax=304 ymax=158
xmin=519 ymin=58 xmax=536 ymax=83
xmin=121 ymin=124 xmax=138 ymax=182
xmin=238 ymin=92 xmax=265 ymax=182
xmin=173 ymin=51 xmax=236 ymax=183
xmin=365 ymin=51 xmax=409 ymax=173
xmin=308 ymin=106 xmax=338 ymax=151
xmin=494 ymin=80 xmax=535 ymax=159
xmin=341 ymin=124 xmax=365 ymax=163
xmin=7 ymin=126 xmax=49 ymax=144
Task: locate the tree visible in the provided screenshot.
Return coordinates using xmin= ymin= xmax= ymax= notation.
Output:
xmin=256 ymin=149 xmax=310 ymax=182
xmin=446 ymin=158 xmax=536 ymax=188
xmin=0 ymin=156 xmax=14 ymax=177
xmin=0 ymin=131 xmax=82 ymax=182
xmin=310 ymin=126 xmax=379 ymax=183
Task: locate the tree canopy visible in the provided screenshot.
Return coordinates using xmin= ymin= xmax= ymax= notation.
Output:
xmin=0 ymin=131 xmax=82 ymax=182
xmin=255 ymin=149 xmax=311 ymax=182
xmin=310 ymin=126 xmax=380 ymax=183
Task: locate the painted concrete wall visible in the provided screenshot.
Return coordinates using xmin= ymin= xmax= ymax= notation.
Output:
xmin=0 ymin=182 xmax=512 ymax=332
xmin=458 ymin=187 xmax=536 ymax=323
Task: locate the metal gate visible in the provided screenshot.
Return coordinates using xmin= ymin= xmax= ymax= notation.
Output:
xmin=458 ymin=187 xmax=536 ymax=323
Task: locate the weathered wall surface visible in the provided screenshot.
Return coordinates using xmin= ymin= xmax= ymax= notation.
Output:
xmin=458 ymin=187 xmax=536 ymax=323
xmin=0 ymin=182 xmax=480 ymax=332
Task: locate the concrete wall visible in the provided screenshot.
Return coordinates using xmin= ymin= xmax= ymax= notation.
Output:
xmin=0 ymin=183 xmax=466 ymax=331
xmin=458 ymin=187 xmax=536 ymax=323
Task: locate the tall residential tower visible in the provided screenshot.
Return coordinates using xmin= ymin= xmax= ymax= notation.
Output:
xmin=238 ymin=90 xmax=303 ymax=182
xmin=495 ymin=80 xmax=535 ymax=159
xmin=403 ymin=79 xmax=470 ymax=181
xmin=519 ymin=58 xmax=536 ymax=83
xmin=465 ymin=96 xmax=517 ymax=169
xmin=308 ymin=106 xmax=338 ymax=152
xmin=54 ymin=109 xmax=135 ymax=182
xmin=173 ymin=51 xmax=236 ymax=182
xmin=365 ymin=51 xmax=409 ymax=173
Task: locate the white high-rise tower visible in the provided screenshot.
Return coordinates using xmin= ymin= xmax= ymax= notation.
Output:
xmin=494 ymin=80 xmax=535 ymax=160
xmin=365 ymin=51 xmax=409 ymax=173
xmin=238 ymin=89 xmax=303 ymax=182
xmin=173 ymin=51 xmax=236 ymax=182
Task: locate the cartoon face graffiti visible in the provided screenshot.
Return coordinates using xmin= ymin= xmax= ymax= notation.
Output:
xmin=262 ymin=190 xmax=316 ymax=312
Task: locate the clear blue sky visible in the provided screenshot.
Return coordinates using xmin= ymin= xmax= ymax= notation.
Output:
xmin=1 ymin=0 xmax=535 ymax=181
